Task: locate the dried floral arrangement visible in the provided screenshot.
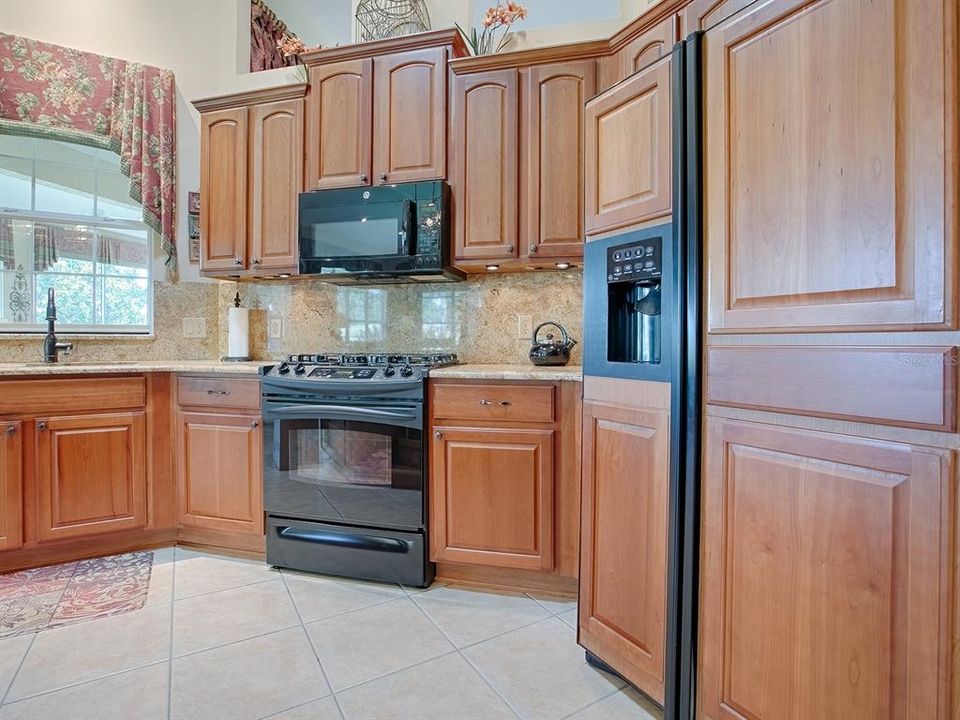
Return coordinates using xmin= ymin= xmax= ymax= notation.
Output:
xmin=277 ymin=35 xmax=320 ymax=81
xmin=457 ymin=1 xmax=528 ymax=55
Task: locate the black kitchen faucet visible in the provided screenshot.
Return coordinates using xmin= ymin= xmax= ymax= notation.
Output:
xmin=42 ymin=288 xmax=73 ymax=363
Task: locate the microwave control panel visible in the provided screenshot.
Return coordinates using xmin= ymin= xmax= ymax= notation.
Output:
xmin=607 ymin=237 xmax=662 ymax=283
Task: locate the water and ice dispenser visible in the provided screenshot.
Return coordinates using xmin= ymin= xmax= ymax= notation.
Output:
xmin=605 ymin=237 xmax=662 ymax=366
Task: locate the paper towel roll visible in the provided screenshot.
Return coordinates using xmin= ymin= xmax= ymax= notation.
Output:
xmin=227 ymin=306 xmax=250 ymax=359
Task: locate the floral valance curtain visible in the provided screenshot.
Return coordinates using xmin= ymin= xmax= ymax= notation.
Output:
xmin=251 ymin=0 xmax=294 ymax=72
xmin=0 ymin=33 xmax=177 ymax=276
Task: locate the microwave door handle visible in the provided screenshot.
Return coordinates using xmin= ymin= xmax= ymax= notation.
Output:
xmin=401 ymin=199 xmax=415 ymax=256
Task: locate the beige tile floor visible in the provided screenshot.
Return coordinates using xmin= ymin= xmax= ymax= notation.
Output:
xmin=0 ymin=547 xmax=663 ymax=720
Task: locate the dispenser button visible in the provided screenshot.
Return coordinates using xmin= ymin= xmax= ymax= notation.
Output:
xmin=644 ymin=260 xmax=655 ymax=269
xmin=634 ymin=262 xmax=643 ymax=271
xmin=613 ymin=251 xmax=621 ymax=261
xmin=645 ymin=246 xmax=654 ymax=256
xmin=613 ymin=265 xmax=622 ymax=274
xmin=623 ymin=265 xmax=633 ymax=273
xmin=623 ymin=249 xmax=632 ymax=259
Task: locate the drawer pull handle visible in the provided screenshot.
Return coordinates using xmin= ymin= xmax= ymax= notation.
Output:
xmin=499 ymin=401 xmax=512 ymax=406
xmin=207 ymin=389 xmax=230 ymax=395
xmin=5 ymin=425 xmax=15 ymax=436
xmin=479 ymin=399 xmax=492 ymax=405
xmin=36 ymin=421 xmax=47 ymax=431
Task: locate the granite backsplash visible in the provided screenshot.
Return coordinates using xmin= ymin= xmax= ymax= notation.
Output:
xmin=217 ymin=271 xmax=584 ymax=365
xmin=0 ymin=281 xmax=219 ymax=363
xmin=0 ymin=273 xmax=584 ymax=365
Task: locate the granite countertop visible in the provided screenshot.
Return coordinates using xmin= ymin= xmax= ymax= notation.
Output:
xmin=0 ymin=360 xmax=268 ymax=377
xmin=429 ymin=364 xmax=583 ymax=381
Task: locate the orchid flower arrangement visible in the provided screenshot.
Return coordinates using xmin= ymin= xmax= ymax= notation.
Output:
xmin=457 ymin=2 xmax=529 ymax=55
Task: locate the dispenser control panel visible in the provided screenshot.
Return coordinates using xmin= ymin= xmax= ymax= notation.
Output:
xmin=606 ymin=237 xmax=662 ymax=282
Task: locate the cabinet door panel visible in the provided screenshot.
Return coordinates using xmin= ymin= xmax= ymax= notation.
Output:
xmin=524 ymin=61 xmax=594 ymax=259
xmin=35 ymin=412 xmax=147 ymax=542
xmin=699 ymin=418 xmax=952 ymax=720
xmin=585 ymin=57 xmax=672 ymax=236
xmin=374 ymin=48 xmax=446 ymax=184
xmin=431 ymin=426 xmax=553 ymax=570
xmin=451 ymin=70 xmax=519 ymax=260
xmin=176 ymin=412 xmax=263 ymax=535
xmin=306 ymin=59 xmax=372 ymax=189
xmin=620 ymin=13 xmax=678 ymax=77
xmin=200 ymin=108 xmax=247 ymax=272
xmin=705 ymin=0 xmax=954 ymax=331
xmin=579 ymin=399 xmax=669 ymax=703
xmin=250 ymin=98 xmax=303 ymax=272
xmin=0 ymin=421 xmax=22 ymax=551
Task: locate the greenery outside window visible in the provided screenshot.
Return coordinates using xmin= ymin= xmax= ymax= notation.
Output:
xmin=0 ymin=134 xmax=153 ymax=334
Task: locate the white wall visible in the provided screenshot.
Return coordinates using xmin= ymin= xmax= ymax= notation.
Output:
xmin=0 ymin=0 xmax=665 ymax=280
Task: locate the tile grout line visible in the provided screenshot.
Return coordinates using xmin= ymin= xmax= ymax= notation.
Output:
xmin=278 ymin=568 xmax=347 ymax=720
xmin=166 ymin=547 xmax=176 ymax=720
xmin=405 ymin=591 xmax=525 ymax=720
xmin=1 ymin=660 xmax=169 ymax=707
xmin=0 ymin=631 xmax=36 ymax=706
xmin=556 ymin=684 xmax=634 ymax=720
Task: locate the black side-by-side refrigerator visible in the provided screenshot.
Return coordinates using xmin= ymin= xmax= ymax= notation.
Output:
xmin=580 ymin=33 xmax=703 ymax=720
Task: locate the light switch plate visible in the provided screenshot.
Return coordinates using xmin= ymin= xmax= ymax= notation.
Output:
xmin=517 ymin=314 xmax=533 ymax=339
xmin=268 ymin=318 xmax=282 ymax=339
xmin=182 ymin=317 xmax=206 ymax=339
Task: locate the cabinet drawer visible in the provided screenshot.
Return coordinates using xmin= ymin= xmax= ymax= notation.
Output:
xmin=0 ymin=377 xmax=145 ymax=415
xmin=176 ymin=377 xmax=260 ymax=410
xmin=432 ymin=383 xmax=554 ymax=423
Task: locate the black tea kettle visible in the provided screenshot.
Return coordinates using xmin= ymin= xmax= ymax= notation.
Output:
xmin=529 ymin=322 xmax=577 ymax=366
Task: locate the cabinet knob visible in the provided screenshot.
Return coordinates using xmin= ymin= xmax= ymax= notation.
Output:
xmin=379 ymin=173 xmax=387 ymax=182
xmin=234 ymin=258 xmax=243 ymax=265
xmin=434 ymin=430 xmax=442 ymax=439
xmin=360 ymin=174 xmax=368 ymax=182
xmin=252 ymin=259 xmax=261 ymax=265
xmin=251 ymin=420 xmax=260 ymax=429
xmin=5 ymin=425 xmax=15 ymax=437
xmin=529 ymin=244 xmax=538 ymax=254
xmin=36 ymin=421 xmax=47 ymax=431
xmin=506 ymin=245 xmax=514 ymax=254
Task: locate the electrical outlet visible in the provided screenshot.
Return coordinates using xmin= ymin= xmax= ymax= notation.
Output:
xmin=181 ymin=317 xmax=206 ymax=339
xmin=517 ymin=314 xmax=533 ymax=339
xmin=268 ymin=317 xmax=283 ymax=340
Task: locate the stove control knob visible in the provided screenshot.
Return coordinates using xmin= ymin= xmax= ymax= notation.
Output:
xmin=400 ymin=365 xmax=414 ymax=377
xmin=294 ymin=362 xmax=306 ymax=375
xmin=277 ymin=362 xmax=290 ymax=375
xmin=383 ymin=365 xmax=396 ymax=377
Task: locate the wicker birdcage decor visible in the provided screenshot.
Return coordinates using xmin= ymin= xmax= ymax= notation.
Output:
xmin=355 ymin=0 xmax=431 ymax=42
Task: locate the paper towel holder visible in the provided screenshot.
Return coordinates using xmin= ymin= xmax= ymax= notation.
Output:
xmin=222 ymin=292 xmax=253 ymax=363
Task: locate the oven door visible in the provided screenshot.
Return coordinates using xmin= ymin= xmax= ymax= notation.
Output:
xmin=262 ymin=397 xmax=424 ymax=531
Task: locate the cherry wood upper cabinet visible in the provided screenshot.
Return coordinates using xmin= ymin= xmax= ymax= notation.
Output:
xmin=199 ymin=107 xmax=247 ymax=273
xmin=430 ymin=426 xmax=554 ymax=571
xmin=579 ymin=396 xmax=669 ymax=704
xmin=373 ymin=48 xmax=446 ymax=184
xmin=523 ymin=61 xmax=595 ymax=259
xmin=249 ymin=98 xmax=304 ymax=271
xmin=678 ymin=0 xmax=755 ymax=34
xmin=176 ymin=411 xmax=263 ymax=536
xmin=0 ymin=420 xmax=22 ymax=552
xmin=704 ymin=0 xmax=956 ymax=332
xmin=306 ymin=59 xmax=373 ymax=190
xmin=585 ymin=56 xmax=672 ymax=236
xmin=451 ymin=69 xmax=520 ymax=260
xmin=699 ymin=417 xmax=953 ymax=720
xmin=34 ymin=412 xmax=147 ymax=543
xmin=620 ymin=13 xmax=678 ymax=79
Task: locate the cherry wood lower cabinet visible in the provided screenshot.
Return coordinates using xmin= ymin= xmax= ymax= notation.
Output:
xmin=0 ymin=420 xmax=22 ymax=551
xmin=174 ymin=376 xmax=264 ymax=552
xmin=578 ymin=386 xmax=670 ymax=704
xmin=699 ymin=417 xmax=954 ymax=720
xmin=429 ymin=379 xmax=581 ymax=594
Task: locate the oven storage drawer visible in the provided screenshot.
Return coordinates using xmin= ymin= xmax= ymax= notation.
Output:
xmin=266 ymin=516 xmax=431 ymax=587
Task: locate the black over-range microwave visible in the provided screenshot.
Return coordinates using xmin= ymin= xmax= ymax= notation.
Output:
xmin=298 ymin=181 xmax=463 ymax=283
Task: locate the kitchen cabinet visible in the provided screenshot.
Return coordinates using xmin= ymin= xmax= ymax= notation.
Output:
xmin=450 ymin=69 xmax=520 ymax=262
xmin=0 ymin=420 xmax=22 ymax=551
xmin=306 ymin=59 xmax=373 ymax=190
xmin=578 ymin=390 xmax=670 ymax=704
xmin=450 ymin=57 xmax=595 ymax=269
xmin=698 ymin=417 xmax=953 ymax=720
xmin=428 ymin=379 xmax=581 ymax=593
xmin=175 ymin=377 xmax=264 ymax=551
xmin=196 ymin=84 xmax=307 ymax=277
xmin=305 ymin=48 xmax=447 ymax=190
xmin=599 ymin=13 xmax=678 ymax=93
xmin=585 ymin=55 xmax=672 ymax=237
xmin=431 ymin=426 xmax=553 ymax=570
xmin=34 ymin=412 xmax=147 ymax=543
xmin=703 ymin=0 xmax=953 ymax=331
xmin=373 ymin=48 xmax=447 ymax=184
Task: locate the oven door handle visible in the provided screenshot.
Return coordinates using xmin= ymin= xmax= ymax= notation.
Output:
xmin=265 ymin=404 xmax=419 ymax=422
xmin=276 ymin=526 xmax=410 ymax=553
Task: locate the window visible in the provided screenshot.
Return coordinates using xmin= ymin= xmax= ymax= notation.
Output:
xmin=336 ymin=288 xmax=385 ymax=342
xmin=0 ymin=134 xmax=152 ymax=334
xmin=421 ymin=290 xmax=458 ymax=343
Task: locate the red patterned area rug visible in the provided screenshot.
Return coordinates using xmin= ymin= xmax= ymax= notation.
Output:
xmin=0 ymin=551 xmax=153 ymax=637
